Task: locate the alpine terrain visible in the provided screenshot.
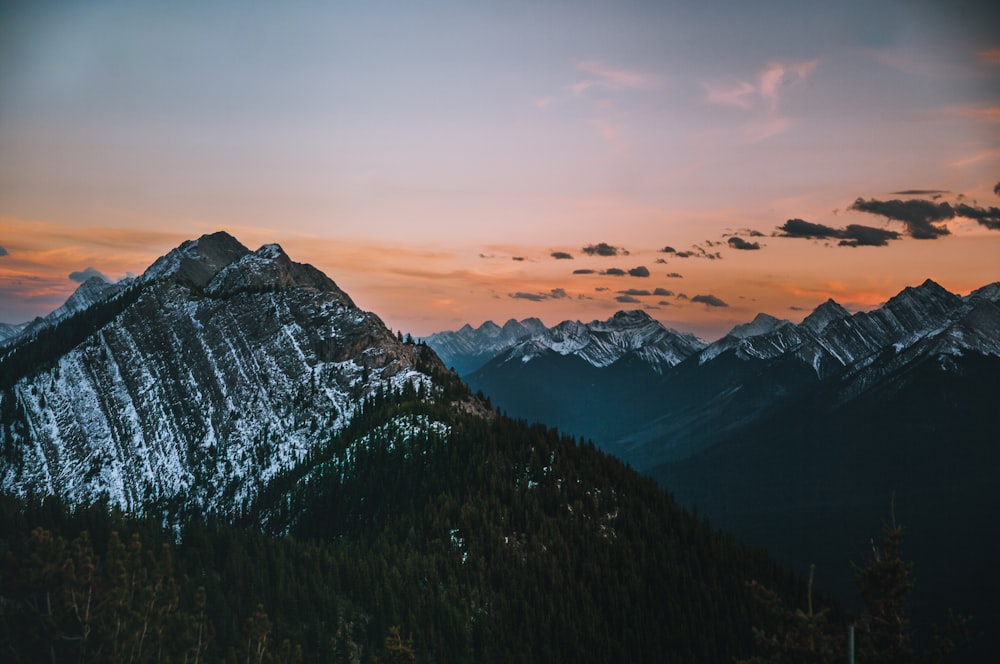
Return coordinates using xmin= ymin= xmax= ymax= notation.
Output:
xmin=1 ymin=231 xmax=815 ymax=662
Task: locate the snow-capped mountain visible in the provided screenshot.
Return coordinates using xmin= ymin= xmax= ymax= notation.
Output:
xmin=429 ymin=309 xmax=705 ymax=377
xmin=0 ymin=232 xmax=462 ymax=514
xmin=0 ymin=275 xmax=131 ymax=348
xmin=423 ymin=317 xmax=547 ymax=375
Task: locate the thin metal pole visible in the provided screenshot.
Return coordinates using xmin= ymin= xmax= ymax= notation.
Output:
xmin=847 ymin=624 xmax=855 ymax=664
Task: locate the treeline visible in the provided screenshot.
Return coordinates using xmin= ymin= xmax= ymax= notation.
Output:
xmin=2 ymin=387 xmax=808 ymax=662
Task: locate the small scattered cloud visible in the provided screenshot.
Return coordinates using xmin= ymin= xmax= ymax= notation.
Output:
xmin=673 ymin=245 xmax=723 ymax=259
xmin=595 ymin=287 xmax=610 ymax=292
xmin=954 ymin=203 xmax=1000 ymax=230
xmin=512 ymin=256 xmax=525 ymax=262
xmin=69 ymin=267 xmax=109 ymax=283
xmin=619 ymin=288 xmax=651 ymax=296
xmin=676 ymin=293 xmax=689 ymax=300
xmin=509 ymin=288 xmax=569 ymax=302
xmin=657 ymin=300 xmax=672 ymax=306
xmin=0 ymin=246 xmax=8 ymax=257
xmin=479 ymin=253 xmax=496 ymax=259
xmin=777 ymin=218 xmax=902 ymax=247
xmin=573 ymin=269 xmax=596 ymax=275
xmin=628 ymin=266 xmax=650 ymax=277
xmin=660 ymin=246 xmax=676 ymax=254
xmin=692 ymin=294 xmax=729 ymax=307
xmin=616 ymin=294 xmax=641 ymax=303
xmin=789 ymin=305 xmax=805 ymax=311
xmin=665 ymin=272 xmax=683 ymax=278
xmin=994 ymin=181 xmax=1000 ymax=197
xmin=551 ymin=251 xmax=574 ymax=260
xmin=604 ymin=267 xmax=626 ymax=276
xmin=582 ymin=242 xmax=624 ymax=256
xmin=653 ymin=288 xmax=673 ymax=296
xmin=727 ymin=237 xmax=761 ymax=251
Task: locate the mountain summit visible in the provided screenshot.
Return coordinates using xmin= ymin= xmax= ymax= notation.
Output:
xmin=0 ymin=232 xmax=460 ymax=514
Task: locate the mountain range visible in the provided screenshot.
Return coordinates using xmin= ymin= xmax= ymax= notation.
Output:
xmin=0 ymin=231 xmax=813 ymax=662
xmin=426 ymin=277 xmax=1000 ymax=656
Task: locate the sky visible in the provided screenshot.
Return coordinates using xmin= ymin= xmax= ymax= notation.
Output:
xmin=1 ymin=0 xmax=998 ymax=340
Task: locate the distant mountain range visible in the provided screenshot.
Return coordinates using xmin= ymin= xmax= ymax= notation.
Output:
xmin=427 ymin=277 xmax=1000 ymax=653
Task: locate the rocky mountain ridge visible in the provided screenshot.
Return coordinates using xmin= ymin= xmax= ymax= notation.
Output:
xmin=0 ymin=232 xmax=462 ymax=514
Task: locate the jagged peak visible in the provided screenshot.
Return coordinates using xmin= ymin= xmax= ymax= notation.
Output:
xmin=205 ymin=241 xmax=342 ymax=298
xmin=966 ymin=281 xmax=1000 ymax=304
xmin=141 ymin=231 xmax=251 ymax=287
xmin=726 ymin=312 xmax=788 ymax=339
xmin=800 ymin=298 xmax=849 ymax=334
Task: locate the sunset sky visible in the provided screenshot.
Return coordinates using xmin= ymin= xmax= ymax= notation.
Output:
xmin=2 ymin=0 xmax=998 ymax=340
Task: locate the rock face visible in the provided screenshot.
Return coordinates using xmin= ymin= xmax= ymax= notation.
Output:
xmin=0 ymin=232 xmax=451 ymax=514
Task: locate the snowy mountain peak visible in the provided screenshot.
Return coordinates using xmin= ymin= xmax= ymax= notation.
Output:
xmin=141 ymin=231 xmax=251 ymax=286
xmin=204 ymin=242 xmax=345 ymax=299
xmin=966 ymin=281 xmax=1000 ymax=304
xmin=800 ymin=299 xmax=849 ymax=334
xmin=727 ymin=313 xmax=789 ymax=339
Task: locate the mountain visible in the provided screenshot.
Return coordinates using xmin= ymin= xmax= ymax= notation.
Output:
xmin=0 ymin=231 xmax=814 ymax=662
xmin=423 ymin=316 xmax=546 ymax=374
xmin=0 ymin=275 xmax=130 ymax=349
xmin=0 ymin=231 xmax=464 ymax=514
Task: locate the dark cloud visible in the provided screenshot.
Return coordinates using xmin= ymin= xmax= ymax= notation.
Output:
xmin=595 ymin=287 xmax=610 ymax=292
xmin=653 ymin=287 xmax=673 ymax=296
xmin=789 ymin=306 xmax=805 ymax=311
xmin=572 ymin=269 xmax=596 ymax=274
xmin=619 ymin=289 xmax=651 ymax=296
xmin=673 ymin=246 xmax=722 ymax=259
xmin=676 ymin=293 xmax=689 ymax=300
xmin=509 ymin=288 xmax=568 ymax=302
xmin=954 ymin=203 xmax=1000 ymax=230
xmin=727 ymin=237 xmax=761 ymax=250
xmin=479 ymin=253 xmax=495 ymax=259
xmin=628 ymin=266 xmax=650 ymax=277
xmin=675 ymin=251 xmax=694 ymax=258
xmin=0 ymin=246 xmax=7 ymax=257
xmin=995 ymin=181 xmax=1000 ymax=197
xmin=69 ymin=267 xmax=109 ymax=283
xmin=509 ymin=292 xmax=546 ymax=302
xmin=512 ymin=256 xmax=525 ymax=261
xmin=551 ymin=251 xmax=574 ymax=260
xmin=777 ymin=218 xmax=900 ymax=247
xmin=582 ymin=242 xmax=623 ymax=256
xmin=692 ymin=294 xmax=729 ymax=307
xmin=660 ymin=246 xmax=676 ymax=253
xmin=616 ymin=295 xmax=641 ymax=303
xmin=604 ymin=268 xmax=626 ymax=276
xmin=891 ymin=189 xmax=950 ymax=196
xmin=850 ymin=197 xmax=952 ymax=239
xmin=657 ymin=300 xmax=672 ymax=306
xmin=665 ymin=272 xmax=683 ymax=278
xmin=654 ymin=258 xmax=668 ymax=264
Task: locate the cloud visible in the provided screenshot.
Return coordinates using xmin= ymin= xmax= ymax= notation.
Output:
xmin=777 ymin=218 xmax=901 ymax=247
xmin=68 ymin=267 xmax=109 ymax=283
xmin=615 ymin=295 xmax=641 ymax=304
xmin=628 ymin=266 xmax=650 ymax=277
xmin=692 ymin=294 xmax=729 ymax=307
xmin=551 ymin=251 xmax=574 ymax=260
xmin=672 ymin=245 xmax=723 ymax=259
xmin=994 ymin=181 xmax=1000 ymax=197
xmin=653 ymin=288 xmax=673 ymax=296
xmin=508 ymin=288 xmax=569 ymax=302
xmin=571 ymin=60 xmax=654 ymax=95
xmin=573 ymin=269 xmax=597 ymax=274
xmin=954 ymin=203 xmax=1000 ymax=230
xmin=849 ymin=198 xmax=953 ymax=239
xmin=676 ymin=293 xmax=689 ymax=300
xmin=619 ymin=289 xmax=651 ymax=296
xmin=946 ymin=105 xmax=1000 ymax=123
xmin=582 ymin=242 xmax=623 ymax=256
xmin=660 ymin=246 xmax=676 ymax=253
xmin=604 ymin=268 xmax=626 ymax=276
xmin=891 ymin=189 xmax=950 ymax=196
xmin=512 ymin=256 xmax=525 ymax=261
xmin=980 ymin=49 xmax=1000 ymax=65
xmin=703 ymin=59 xmax=818 ymax=137
xmin=728 ymin=237 xmax=761 ymax=250
xmin=0 ymin=246 xmax=7 ymax=257
xmin=665 ymin=272 xmax=683 ymax=278
xmin=657 ymin=300 xmax=672 ymax=306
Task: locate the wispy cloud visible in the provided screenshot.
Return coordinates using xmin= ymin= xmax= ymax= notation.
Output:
xmin=945 ymin=105 xmax=1000 ymax=123
xmin=703 ymin=59 xmax=818 ymax=141
xmin=979 ymin=48 xmax=1000 ymax=65
xmin=570 ymin=60 xmax=655 ymax=95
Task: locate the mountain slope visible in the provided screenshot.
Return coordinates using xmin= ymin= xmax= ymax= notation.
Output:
xmin=0 ymin=232 xmax=461 ymax=514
